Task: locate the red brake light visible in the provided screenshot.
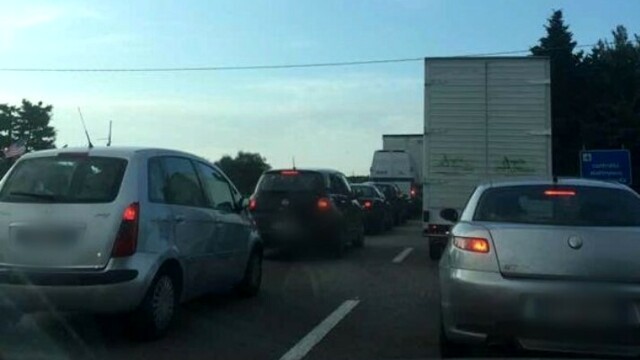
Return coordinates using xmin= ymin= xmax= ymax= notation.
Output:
xmin=249 ymin=197 xmax=257 ymax=211
xmin=317 ymin=197 xmax=331 ymax=210
xmin=123 ymin=205 xmax=138 ymax=221
xmin=453 ymin=236 xmax=490 ymax=254
xmin=112 ymin=202 xmax=139 ymax=257
xmin=363 ymin=200 xmax=372 ymax=209
xmin=281 ymin=170 xmax=299 ymax=176
xmin=544 ymin=189 xmax=576 ymax=197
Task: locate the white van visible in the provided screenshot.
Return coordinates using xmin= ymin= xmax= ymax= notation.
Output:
xmin=369 ymin=150 xmax=417 ymax=196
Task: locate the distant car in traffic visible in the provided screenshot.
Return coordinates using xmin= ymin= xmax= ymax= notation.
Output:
xmin=250 ymin=168 xmax=365 ymax=257
xmin=367 ymin=182 xmax=407 ymax=225
xmin=439 ymin=178 xmax=640 ymax=356
xmin=0 ymin=147 xmax=263 ymax=339
xmin=351 ymin=183 xmax=393 ymax=234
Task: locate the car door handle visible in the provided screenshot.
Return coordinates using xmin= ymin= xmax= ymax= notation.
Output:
xmin=174 ymin=215 xmax=186 ymax=223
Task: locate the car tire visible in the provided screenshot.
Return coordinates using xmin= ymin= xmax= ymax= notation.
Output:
xmin=236 ymin=249 xmax=263 ymax=297
xmin=429 ymin=241 xmax=442 ymax=261
xmin=128 ymin=270 xmax=178 ymax=341
xmin=330 ymin=227 xmax=347 ymax=258
xmin=353 ymin=224 xmax=365 ymax=248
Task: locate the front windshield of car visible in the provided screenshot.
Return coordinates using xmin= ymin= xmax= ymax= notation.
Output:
xmin=1 ymin=1 xmax=638 ymax=359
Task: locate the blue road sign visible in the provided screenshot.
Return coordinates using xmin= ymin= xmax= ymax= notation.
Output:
xmin=580 ymin=149 xmax=632 ymax=185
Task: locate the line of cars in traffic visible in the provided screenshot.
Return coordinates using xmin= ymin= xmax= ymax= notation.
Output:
xmin=247 ymin=168 xmax=411 ymax=256
xmin=0 ymin=147 xmax=410 ymax=341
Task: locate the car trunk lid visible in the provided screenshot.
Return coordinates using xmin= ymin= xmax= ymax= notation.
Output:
xmin=488 ymin=224 xmax=640 ymax=282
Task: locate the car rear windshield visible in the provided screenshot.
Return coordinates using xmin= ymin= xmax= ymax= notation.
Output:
xmin=474 ymin=185 xmax=640 ymax=227
xmin=352 ymin=185 xmax=377 ymax=198
xmin=257 ymin=172 xmax=325 ymax=192
xmin=0 ymin=156 xmax=128 ymax=203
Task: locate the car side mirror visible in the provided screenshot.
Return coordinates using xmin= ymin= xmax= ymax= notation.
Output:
xmin=440 ymin=208 xmax=459 ymax=223
xmin=239 ymin=197 xmax=250 ymax=209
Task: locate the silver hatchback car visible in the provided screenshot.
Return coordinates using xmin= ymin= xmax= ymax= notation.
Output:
xmin=440 ymin=178 xmax=640 ymax=356
xmin=0 ymin=147 xmax=262 ymax=339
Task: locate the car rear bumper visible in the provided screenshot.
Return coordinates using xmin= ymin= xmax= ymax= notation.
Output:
xmin=440 ymin=267 xmax=640 ymax=355
xmin=0 ymin=253 xmax=160 ymax=314
xmin=253 ymin=214 xmax=340 ymax=248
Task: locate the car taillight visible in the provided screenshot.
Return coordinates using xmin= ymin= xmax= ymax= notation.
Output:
xmin=410 ymin=188 xmax=416 ymax=197
xmin=317 ymin=197 xmax=331 ymax=210
xmin=363 ymin=200 xmax=372 ymax=209
xmin=453 ymin=236 xmax=489 ymax=254
xmin=112 ymin=202 xmax=139 ymax=257
xmin=249 ymin=197 xmax=257 ymax=211
xmin=544 ymin=189 xmax=576 ymax=197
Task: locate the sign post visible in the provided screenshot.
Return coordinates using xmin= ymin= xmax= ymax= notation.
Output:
xmin=580 ymin=149 xmax=632 ymax=185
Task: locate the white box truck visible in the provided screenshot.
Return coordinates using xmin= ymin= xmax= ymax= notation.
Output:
xmin=423 ymin=57 xmax=552 ymax=259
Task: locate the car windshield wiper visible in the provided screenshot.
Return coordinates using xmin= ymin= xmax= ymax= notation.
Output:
xmin=9 ymin=191 xmax=59 ymax=202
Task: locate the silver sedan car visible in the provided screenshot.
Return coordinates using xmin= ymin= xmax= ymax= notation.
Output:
xmin=439 ymin=178 xmax=640 ymax=356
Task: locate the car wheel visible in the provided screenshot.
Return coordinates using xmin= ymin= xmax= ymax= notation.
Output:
xmin=330 ymin=227 xmax=347 ymax=258
xmin=429 ymin=241 xmax=443 ymax=261
xmin=237 ymin=249 xmax=263 ymax=297
xmin=353 ymin=224 xmax=365 ymax=248
xmin=128 ymin=271 xmax=177 ymax=340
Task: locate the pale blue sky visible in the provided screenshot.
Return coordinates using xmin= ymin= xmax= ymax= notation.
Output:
xmin=1 ymin=0 xmax=639 ymax=174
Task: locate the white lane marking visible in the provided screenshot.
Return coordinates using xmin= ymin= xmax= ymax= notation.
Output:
xmin=392 ymin=247 xmax=414 ymax=263
xmin=279 ymin=299 xmax=360 ymax=360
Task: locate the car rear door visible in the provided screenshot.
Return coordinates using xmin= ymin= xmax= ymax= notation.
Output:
xmin=195 ymin=162 xmax=250 ymax=284
xmin=157 ymin=156 xmax=219 ymax=297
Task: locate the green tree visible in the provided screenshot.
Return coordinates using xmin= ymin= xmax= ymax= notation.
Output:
xmin=0 ymin=99 xmax=56 ymax=152
xmin=581 ymin=26 xmax=640 ymax=184
xmin=531 ymin=10 xmax=583 ymax=176
xmin=216 ymin=151 xmax=271 ymax=195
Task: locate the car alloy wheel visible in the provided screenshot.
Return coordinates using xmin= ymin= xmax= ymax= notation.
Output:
xmin=151 ymin=275 xmax=175 ymax=331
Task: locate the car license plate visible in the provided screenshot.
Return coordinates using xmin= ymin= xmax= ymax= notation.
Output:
xmin=533 ymin=297 xmax=627 ymax=325
xmin=272 ymin=220 xmax=296 ymax=233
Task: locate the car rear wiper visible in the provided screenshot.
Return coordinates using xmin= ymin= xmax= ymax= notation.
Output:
xmin=9 ymin=191 xmax=59 ymax=202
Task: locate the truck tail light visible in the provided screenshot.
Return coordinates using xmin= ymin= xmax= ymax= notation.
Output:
xmin=112 ymin=202 xmax=139 ymax=257
xmin=453 ymin=236 xmax=489 ymax=254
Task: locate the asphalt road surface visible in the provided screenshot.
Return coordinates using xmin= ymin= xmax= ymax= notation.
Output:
xmin=0 ymin=221 xmax=591 ymax=360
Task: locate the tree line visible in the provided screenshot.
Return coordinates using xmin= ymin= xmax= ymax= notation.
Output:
xmin=531 ymin=10 xmax=640 ymax=184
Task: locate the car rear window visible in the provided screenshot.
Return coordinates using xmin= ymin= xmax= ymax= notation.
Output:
xmin=474 ymin=185 xmax=640 ymax=227
xmin=0 ymin=156 xmax=128 ymax=203
xmin=352 ymin=185 xmax=376 ymax=197
xmin=257 ymin=172 xmax=325 ymax=192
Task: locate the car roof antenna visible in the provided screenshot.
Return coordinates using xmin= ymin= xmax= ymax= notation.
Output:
xmin=106 ymin=120 xmax=112 ymax=147
xmin=292 ymin=156 xmax=296 ymax=170
xmin=77 ymin=107 xmax=94 ymax=149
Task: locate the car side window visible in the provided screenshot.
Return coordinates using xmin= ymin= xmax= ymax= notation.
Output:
xmin=196 ymin=162 xmax=237 ymax=212
xmin=148 ymin=157 xmax=167 ymax=203
xmin=340 ymin=175 xmax=353 ymax=195
xmin=160 ymin=157 xmax=207 ymax=207
xmin=329 ymin=174 xmax=349 ymax=196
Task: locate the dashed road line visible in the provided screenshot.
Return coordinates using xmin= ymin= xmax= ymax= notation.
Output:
xmin=392 ymin=247 xmax=414 ymax=263
xmin=279 ymin=299 xmax=360 ymax=360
